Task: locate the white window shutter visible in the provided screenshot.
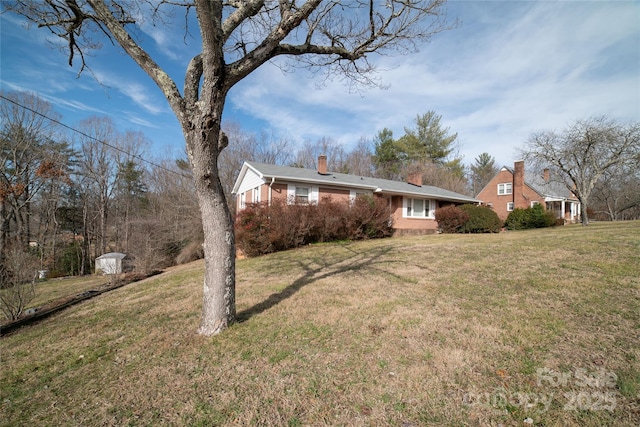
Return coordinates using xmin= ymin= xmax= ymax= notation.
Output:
xmin=310 ymin=186 xmax=319 ymax=204
xmin=287 ymin=184 xmax=295 ymax=204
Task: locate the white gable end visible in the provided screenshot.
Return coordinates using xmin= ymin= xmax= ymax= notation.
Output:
xmin=236 ymin=168 xmax=265 ymax=195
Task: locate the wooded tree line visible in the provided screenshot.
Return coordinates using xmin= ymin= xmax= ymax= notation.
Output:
xmin=1 ymin=91 xmax=201 ymax=277
xmin=2 ymin=90 xmax=638 ymax=280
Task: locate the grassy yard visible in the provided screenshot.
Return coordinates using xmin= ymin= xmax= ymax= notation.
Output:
xmin=1 ymin=222 xmax=638 ymax=426
xmin=29 ymin=275 xmax=110 ymax=309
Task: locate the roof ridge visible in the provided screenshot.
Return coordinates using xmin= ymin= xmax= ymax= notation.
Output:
xmin=243 ymin=161 xmax=479 ymax=203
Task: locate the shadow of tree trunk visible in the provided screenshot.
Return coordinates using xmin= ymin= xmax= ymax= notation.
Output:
xmin=236 ymin=244 xmax=397 ymax=323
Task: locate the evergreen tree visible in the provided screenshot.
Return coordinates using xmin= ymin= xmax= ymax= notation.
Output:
xmin=397 ymin=111 xmax=459 ymax=165
xmin=470 ymin=152 xmax=499 ymax=195
xmin=372 ymin=128 xmax=402 ymax=180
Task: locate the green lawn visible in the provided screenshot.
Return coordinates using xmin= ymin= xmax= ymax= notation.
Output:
xmin=1 ymin=221 xmax=638 ymax=426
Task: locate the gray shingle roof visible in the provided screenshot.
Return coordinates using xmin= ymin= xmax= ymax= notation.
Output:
xmin=501 ymin=166 xmax=578 ymax=200
xmin=525 ymin=171 xmax=578 ymax=200
xmin=244 ymin=162 xmax=479 ymax=203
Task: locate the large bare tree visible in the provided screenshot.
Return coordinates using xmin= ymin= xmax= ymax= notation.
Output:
xmin=0 ymin=91 xmax=64 ymax=264
xmin=7 ymin=0 xmax=453 ymax=335
xmin=522 ymin=116 xmax=640 ymax=226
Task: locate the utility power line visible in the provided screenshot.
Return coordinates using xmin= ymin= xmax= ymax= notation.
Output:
xmin=0 ymin=93 xmax=190 ymax=179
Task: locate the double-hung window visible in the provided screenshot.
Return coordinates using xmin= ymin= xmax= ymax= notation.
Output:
xmin=498 ymin=183 xmax=512 ymax=195
xmin=287 ymin=184 xmax=317 ymax=205
xmin=507 ymin=202 xmax=514 ymax=211
xmin=295 ymin=186 xmax=310 ymax=204
xmin=405 ymin=198 xmax=434 ymax=218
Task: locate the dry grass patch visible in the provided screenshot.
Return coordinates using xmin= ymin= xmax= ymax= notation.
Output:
xmin=1 ymin=222 xmax=638 ymax=426
xmin=28 ymin=275 xmax=109 ymax=309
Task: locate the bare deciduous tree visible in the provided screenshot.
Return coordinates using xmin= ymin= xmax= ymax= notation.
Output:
xmin=292 ymin=137 xmax=348 ymax=171
xmin=75 ymin=117 xmax=119 ymax=257
xmin=144 ymin=158 xmax=203 ymax=266
xmin=343 ymin=137 xmax=374 ymax=177
xmin=0 ymin=247 xmax=39 ymax=320
xmin=1 ymin=91 xmax=63 ymax=263
xmin=522 ymin=116 xmax=640 ymax=225
xmin=7 ymin=0 xmax=454 ymax=335
xmin=591 ymin=162 xmax=640 ymax=221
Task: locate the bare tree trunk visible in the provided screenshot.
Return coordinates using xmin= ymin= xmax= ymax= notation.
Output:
xmin=99 ymin=192 xmax=107 ymax=254
xmin=185 ymin=128 xmax=236 ymax=335
xmin=196 ymin=181 xmax=236 ymax=335
xmin=81 ymin=199 xmax=90 ymax=275
xmin=0 ymin=201 xmax=7 ymax=265
xmin=580 ymin=199 xmax=589 ymax=226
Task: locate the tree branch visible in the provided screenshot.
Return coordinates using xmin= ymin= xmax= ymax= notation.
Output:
xmin=85 ymin=0 xmax=185 ymax=118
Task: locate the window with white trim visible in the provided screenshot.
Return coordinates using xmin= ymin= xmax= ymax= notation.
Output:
xmin=295 ymin=186 xmax=310 ymax=204
xmin=252 ymin=186 xmax=260 ymax=203
xmin=286 ymin=184 xmax=318 ymax=205
xmin=498 ymin=183 xmax=512 ymax=195
xmin=507 ymin=202 xmax=514 ymax=211
xmin=530 ymin=201 xmax=539 ymax=207
xmin=404 ymin=198 xmax=435 ymax=218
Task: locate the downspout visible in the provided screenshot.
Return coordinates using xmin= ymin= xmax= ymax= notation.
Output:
xmin=268 ymin=176 xmax=275 ymax=206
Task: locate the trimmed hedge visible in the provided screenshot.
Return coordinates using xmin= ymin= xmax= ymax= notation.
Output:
xmin=435 ymin=204 xmax=501 ymax=234
xmin=504 ymin=203 xmax=556 ymax=230
xmin=458 ymin=204 xmax=502 ymax=233
xmin=235 ymin=196 xmax=393 ymax=257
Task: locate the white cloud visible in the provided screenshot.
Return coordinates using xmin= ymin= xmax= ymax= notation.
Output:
xmin=2 ymin=1 xmax=637 ymax=168
xmin=226 ymin=0 xmax=639 ymax=167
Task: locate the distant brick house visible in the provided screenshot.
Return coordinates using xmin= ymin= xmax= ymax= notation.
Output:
xmin=476 ymin=160 xmax=580 ymax=223
xmin=232 ymin=156 xmax=480 ymax=235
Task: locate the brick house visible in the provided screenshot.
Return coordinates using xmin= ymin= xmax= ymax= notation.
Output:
xmin=476 ymin=160 xmax=580 ymax=223
xmin=233 ymin=156 xmax=480 ymax=235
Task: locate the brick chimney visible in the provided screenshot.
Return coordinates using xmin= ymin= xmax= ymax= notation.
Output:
xmin=513 ymin=160 xmax=526 ymax=209
xmin=407 ymin=172 xmax=423 ymax=187
xmin=318 ymin=155 xmax=327 ymax=175
xmin=543 ymin=168 xmax=550 ymax=181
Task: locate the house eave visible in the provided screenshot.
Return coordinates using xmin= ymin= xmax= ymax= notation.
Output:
xmin=266 ymin=176 xmax=379 ymax=191
xmin=544 ymin=195 xmax=579 ymax=203
xmin=377 ymin=188 xmax=479 ymax=204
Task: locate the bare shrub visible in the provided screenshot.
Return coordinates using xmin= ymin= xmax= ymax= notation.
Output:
xmin=176 ymin=241 xmax=205 ymax=265
xmin=346 ymin=195 xmax=394 ymax=240
xmin=0 ymin=248 xmax=40 ymax=320
xmin=235 ymin=197 xmax=393 ymax=257
xmin=309 ymin=197 xmax=349 ymax=242
xmin=435 ymin=205 xmax=470 ymax=233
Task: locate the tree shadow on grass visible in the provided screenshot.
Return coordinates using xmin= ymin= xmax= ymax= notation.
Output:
xmin=236 ymin=243 xmax=401 ymax=323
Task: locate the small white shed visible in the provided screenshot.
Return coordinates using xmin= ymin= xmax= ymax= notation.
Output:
xmin=95 ymin=252 xmax=128 ymax=275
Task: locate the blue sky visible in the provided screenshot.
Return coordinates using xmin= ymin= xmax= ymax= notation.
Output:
xmin=1 ymin=1 xmax=638 ymax=168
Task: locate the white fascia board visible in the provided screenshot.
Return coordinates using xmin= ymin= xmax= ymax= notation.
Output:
xmin=273 ymin=176 xmax=378 ymax=191
xmin=378 ymin=189 xmax=479 ymax=204
xmin=232 ymin=162 xmax=265 ymax=194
